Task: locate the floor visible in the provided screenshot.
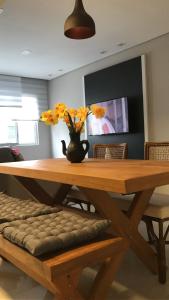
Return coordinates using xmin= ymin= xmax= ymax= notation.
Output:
xmin=0 ymin=222 xmax=169 ymax=300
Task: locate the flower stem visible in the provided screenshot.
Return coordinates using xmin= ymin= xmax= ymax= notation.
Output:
xmin=67 ymin=112 xmax=74 ymax=132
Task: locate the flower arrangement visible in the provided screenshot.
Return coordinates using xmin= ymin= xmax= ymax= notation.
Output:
xmin=40 ymin=102 xmax=106 ymax=163
xmin=40 ymin=102 xmax=106 ymax=134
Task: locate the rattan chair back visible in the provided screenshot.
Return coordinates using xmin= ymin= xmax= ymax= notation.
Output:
xmin=93 ymin=143 xmax=128 ymax=159
xmin=144 ymin=142 xmax=169 ymax=160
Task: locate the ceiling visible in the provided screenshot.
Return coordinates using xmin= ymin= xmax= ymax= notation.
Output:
xmin=0 ymin=0 xmax=169 ymax=80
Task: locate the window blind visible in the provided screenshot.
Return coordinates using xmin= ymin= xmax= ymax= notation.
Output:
xmin=0 ymin=75 xmax=22 ymax=107
xmin=21 ymin=78 xmax=49 ymax=118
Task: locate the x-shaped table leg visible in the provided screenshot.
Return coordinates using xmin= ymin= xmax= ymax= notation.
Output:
xmin=80 ymin=187 xmax=158 ymax=274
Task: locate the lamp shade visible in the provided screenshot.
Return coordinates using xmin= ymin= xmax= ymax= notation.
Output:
xmin=64 ymin=0 xmax=96 ymax=39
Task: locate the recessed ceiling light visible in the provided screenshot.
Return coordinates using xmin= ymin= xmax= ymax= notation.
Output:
xmin=48 ymin=73 xmax=53 ymax=78
xmin=58 ymin=69 xmax=63 ymax=72
xmin=0 ymin=8 xmax=4 ymax=14
xmin=117 ymin=42 xmax=126 ymax=47
xmin=21 ymin=50 xmax=32 ymax=56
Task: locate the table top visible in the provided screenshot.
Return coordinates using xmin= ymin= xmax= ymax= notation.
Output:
xmin=0 ymin=158 xmax=169 ymax=193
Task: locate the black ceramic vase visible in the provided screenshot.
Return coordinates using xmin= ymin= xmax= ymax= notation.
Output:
xmin=61 ymin=132 xmax=89 ymax=163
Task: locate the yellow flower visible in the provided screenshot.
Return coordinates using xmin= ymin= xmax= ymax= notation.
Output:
xmin=40 ymin=102 xmax=105 ymax=133
xmin=90 ymin=104 xmax=106 ymax=118
xmin=67 ymin=108 xmax=77 ymax=118
xmin=76 ymin=107 xmax=89 ymax=122
xmin=54 ymin=103 xmax=67 ymax=119
xmin=40 ymin=110 xmax=58 ymax=125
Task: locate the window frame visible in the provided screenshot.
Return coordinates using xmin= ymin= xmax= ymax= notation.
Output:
xmin=0 ymin=105 xmax=40 ymax=146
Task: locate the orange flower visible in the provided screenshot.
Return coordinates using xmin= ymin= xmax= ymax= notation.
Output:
xmin=63 ymin=115 xmax=71 ymax=127
xmin=40 ymin=110 xmax=58 ymax=125
xmin=54 ymin=103 xmax=67 ymax=119
xmin=75 ymin=121 xmax=83 ymax=132
xmin=40 ymin=102 xmax=105 ymax=133
xmin=90 ymin=104 xmax=106 ymax=118
xmin=67 ymin=108 xmax=77 ymax=118
xmin=76 ymin=107 xmax=89 ymax=122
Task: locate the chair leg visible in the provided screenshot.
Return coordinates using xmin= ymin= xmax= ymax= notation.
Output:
xmin=64 ymin=198 xmax=86 ymax=211
xmin=144 ymin=217 xmax=157 ymax=245
xmin=87 ymin=202 xmax=91 ymax=212
xmin=144 ymin=217 xmax=167 ymax=283
xmin=158 ymin=221 xmax=167 ymax=284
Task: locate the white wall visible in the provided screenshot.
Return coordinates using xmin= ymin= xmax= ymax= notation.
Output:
xmin=49 ymin=33 xmax=169 ymax=160
xmin=49 ymin=73 xmax=86 ymax=157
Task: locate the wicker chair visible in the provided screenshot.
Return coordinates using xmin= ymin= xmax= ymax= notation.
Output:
xmin=93 ymin=143 xmax=128 ymax=159
xmin=111 ymin=142 xmax=169 ymax=284
xmin=144 ymin=142 xmax=169 ymax=284
xmin=144 ymin=142 xmax=169 ymax=161
xmin=64 ymin=143 xmax=128 ymax=211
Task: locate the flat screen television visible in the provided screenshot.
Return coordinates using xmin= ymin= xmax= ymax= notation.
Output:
xmin=87 ymin=97 xmax=129 ymax=136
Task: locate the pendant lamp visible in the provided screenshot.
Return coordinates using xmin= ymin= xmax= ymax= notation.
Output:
xmin=64 ymin=0 xmax=96 ymax=39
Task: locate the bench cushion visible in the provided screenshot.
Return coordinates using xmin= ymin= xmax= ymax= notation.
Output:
xmin=0 ymin=210 xmax=111 ymax=256
xmin=0 ymin=192 xmax=61 ymax=223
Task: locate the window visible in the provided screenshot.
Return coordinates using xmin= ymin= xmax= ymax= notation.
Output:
xmin=0 ymin=75 xmax=48 ymax=146
xmin=0 ymin=97 xmax=39 ymax=145
xmin=17 ymin=121 xmax=39 ymax=145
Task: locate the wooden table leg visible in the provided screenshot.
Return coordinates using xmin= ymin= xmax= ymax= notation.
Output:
xmin=15 ymin=176 xmax=71 ymax=205
xmin=80 ymin=187 xmax=158 ymax=274
xmin=89 ymin=248 xmax=127 ymax=300
xmin=16 ymin=176 xmax=54 ymax=204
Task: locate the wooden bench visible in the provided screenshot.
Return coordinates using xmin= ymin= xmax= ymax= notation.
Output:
xmin=0 ymin=233 xmax=129 ymax=300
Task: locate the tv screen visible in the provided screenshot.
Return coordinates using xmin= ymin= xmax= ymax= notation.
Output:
xmin=87 ymin=97 xmax=129 ymax=135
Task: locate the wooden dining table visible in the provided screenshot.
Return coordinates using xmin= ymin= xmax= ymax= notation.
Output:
xmin=1 ymin=158 xmax=169 ymax=298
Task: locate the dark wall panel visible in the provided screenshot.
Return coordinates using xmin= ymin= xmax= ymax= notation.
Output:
xmin=84 ymin=56 xmax=144 ymax=159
